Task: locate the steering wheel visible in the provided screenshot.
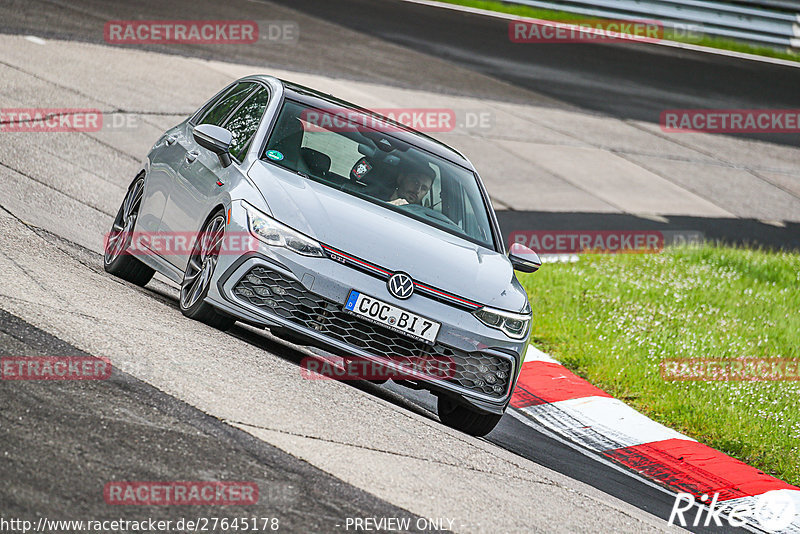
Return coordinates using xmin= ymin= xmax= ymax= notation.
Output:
xmin=399 ymin=203 xmax=461 ymax=230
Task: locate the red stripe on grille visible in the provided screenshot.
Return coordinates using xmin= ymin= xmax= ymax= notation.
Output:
xmin=322 ymin=244 xmax=479 ymax=308
xmin=413 ymin=282 xmax=479 ymax=308
xmin=321 ymin=245 xmax=391 ymax=275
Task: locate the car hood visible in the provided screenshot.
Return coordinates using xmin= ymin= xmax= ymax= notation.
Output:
xmin=248 ymin=162 xmax=528 ymax=311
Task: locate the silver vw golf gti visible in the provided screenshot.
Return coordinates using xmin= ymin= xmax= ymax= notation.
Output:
xmin=104 ymin=75 xmax=541 ymax=436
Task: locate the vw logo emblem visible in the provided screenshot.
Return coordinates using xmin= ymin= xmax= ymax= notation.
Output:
xmin=387 ymin=273 xmax=414 ymax=300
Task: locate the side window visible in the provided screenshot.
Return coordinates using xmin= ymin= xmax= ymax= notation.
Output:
xmin=199 ymin=82 xmax=256 ymax=127
xmin=191 ymin=85 xmax=232 ymax=124
xmin=223 ymin=87 xmax=271 ymax=161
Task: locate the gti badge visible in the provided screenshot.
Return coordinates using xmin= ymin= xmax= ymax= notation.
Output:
xmin=387 ymin=272 xmax=414 ymax=300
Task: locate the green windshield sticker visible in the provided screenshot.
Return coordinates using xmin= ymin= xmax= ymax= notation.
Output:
xmin=266 ymin=150 xmax=284 ymax=161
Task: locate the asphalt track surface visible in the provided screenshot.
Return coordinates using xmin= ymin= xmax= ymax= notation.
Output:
xmin=0 ymin=0 xmax=792 ymax=532
xmin=2 ymin=0 xmax=799 ymax=252
xmin=0 ymin=211 xmax=678 ymax=533
xmin=0 ymin=261 xmax=737 ymax=534
xmin=0 ymin=309 xmax=425 ymax=531
xmin=267 ymin=0 xmax=800 ymax=147
xmin=2 ymin=0 xmax=799 ymax=146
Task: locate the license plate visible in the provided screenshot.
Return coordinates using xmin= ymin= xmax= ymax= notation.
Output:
xmin=344 ymin=290 xmax=440 ymax=345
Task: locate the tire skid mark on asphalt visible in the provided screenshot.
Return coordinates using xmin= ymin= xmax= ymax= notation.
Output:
xmin=0 ymin=57 xmax=193 ymax=118
xmin=0 ymin=58 xmax=122 ymax=110
xmin=478 ymin=100 xmax=800 ymax=214
xmin=0 ymin=160 xmax=114 ymax=217
xmin=231 ymin=420 xmax=562 ymax=486
xmin=622 ymin=121 xmax=800 ymax=187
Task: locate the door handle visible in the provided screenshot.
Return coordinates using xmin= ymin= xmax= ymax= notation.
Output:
xmin=185 ymin=150 xmax=200 ymax=163
xmin=166 ymin=135 xmax=178 ymax=146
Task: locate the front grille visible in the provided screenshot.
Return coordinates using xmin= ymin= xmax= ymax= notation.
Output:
xmin=232 ymin=266 xmax=512 ymax=398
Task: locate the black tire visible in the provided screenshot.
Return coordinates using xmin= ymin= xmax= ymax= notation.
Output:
xmin=104 ymin=176 xmax=155 ymax=286
xmin=179 ymin=210 xmax=235 ymax=331
xmin=437 ymin=396 xmax=502 ymax=437
xmin=349 ymin=356 xmax=389 ymax=384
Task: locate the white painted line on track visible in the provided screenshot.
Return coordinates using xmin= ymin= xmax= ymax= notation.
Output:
xmin=24 ymin=35 xmax=46 ymax=45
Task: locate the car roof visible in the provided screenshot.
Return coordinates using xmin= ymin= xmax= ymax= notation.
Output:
xmin=244 ymin=75 xmax=473 ymax=169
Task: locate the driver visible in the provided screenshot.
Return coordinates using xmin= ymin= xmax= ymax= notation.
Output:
xmin=387 ymin=163 xmax=435 ymax=206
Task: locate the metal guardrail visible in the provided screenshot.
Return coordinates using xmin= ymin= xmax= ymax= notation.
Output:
xmin=727 ymin=0 xmax=800 ymax=11
xmin=507 ymin=0 xmax=800 ymax=49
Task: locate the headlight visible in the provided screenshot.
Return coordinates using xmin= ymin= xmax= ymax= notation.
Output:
xmin=473 ymin=306 xmax=531 ymax=340
xmin=244 ymin=203 xmax=325 ymax=257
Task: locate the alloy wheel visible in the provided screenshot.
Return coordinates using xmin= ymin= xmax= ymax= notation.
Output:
xmin=180 ymin=215 xmax=226 ymax=310
xmin=105 ymin=178 xmax=144 ymax=265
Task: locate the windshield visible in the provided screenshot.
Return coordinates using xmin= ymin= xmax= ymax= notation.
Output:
xmin=262 ymin=99 xmax=495 ymax=249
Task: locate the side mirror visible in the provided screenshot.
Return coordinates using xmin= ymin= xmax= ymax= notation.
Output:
xmin=193 ymin=124 xmax=233 ymax=168
xmin=508 ymin=242 xmax=541 ymax=273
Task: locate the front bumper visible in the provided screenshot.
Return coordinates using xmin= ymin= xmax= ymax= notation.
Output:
xmin=205 ymin=201 xmax=525 ymax=413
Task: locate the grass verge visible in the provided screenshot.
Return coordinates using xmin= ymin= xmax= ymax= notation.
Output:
xmin=517 ymin=245 xmax=800 ymax=486
xmin=435 ymin=0 xmax=800 ymax=62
